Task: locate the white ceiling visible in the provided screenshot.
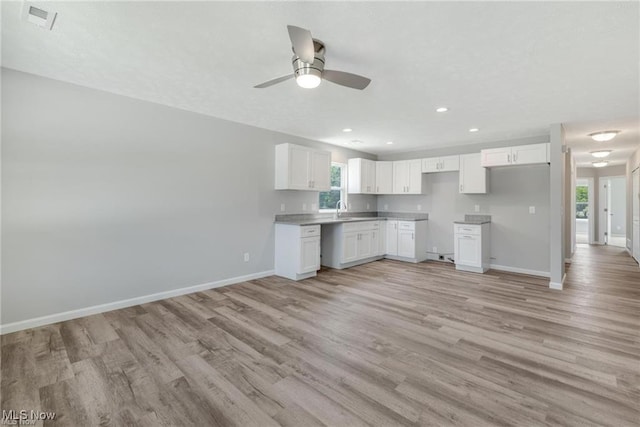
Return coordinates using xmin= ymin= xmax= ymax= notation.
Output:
xmin=2 ymin=1 xmax=639 ymax=157
xmin=565 ymin=117 xmax=639 ymax=168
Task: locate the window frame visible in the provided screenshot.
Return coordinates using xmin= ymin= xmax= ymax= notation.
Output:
xmin=319 ymin=162 xmax=347 ymax=212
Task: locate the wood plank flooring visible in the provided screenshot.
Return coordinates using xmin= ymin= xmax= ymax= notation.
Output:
xmin=2 ymin=244 xmax=639 ymax=426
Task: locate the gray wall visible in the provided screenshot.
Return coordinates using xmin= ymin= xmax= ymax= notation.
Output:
xmin=626 ymin=145 xmax=640 ymax=252
xmin=1 ymin=68 xmax=376 ymax=325
xmin=377 ymin=147 xmax=551 ymax=274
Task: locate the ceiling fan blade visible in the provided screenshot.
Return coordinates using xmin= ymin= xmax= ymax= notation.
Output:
xmin=323 ymin=70 xmax=371 ymax=90
xmin=254 ymin=74 xmax=294 ymax=88
xmin=287 ymin=25 xmax=315 ymax=63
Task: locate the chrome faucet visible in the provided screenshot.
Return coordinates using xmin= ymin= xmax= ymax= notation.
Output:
xmin=335 ymin=199 xmax=346 ymax=219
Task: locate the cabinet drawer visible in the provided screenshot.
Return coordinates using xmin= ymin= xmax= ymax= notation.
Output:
xmin=398 ymin=221 xmax=415 ymax=231
xmin=454 ymin=224 xmax=480 ymax=235
xmin=300 ymin=225 xmax=320 ymax=237
xmin=343 ymin=221 xmax=378 ymax=233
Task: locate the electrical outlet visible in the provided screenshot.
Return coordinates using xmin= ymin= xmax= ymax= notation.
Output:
xmin=348 ymin=203 xmax=352 ymax=210
xmin=280 ymin=203 xmax=285 ymax=212
xmin=417 ymin=204 xmax=422 ymax=211
xmin=311 ymin=203 xmax=317 ymax=211
xmin=474 ymin=204 xmax=480 ymax=212
xmin=432 ymin=246 xmax=438 ymax=253
xmin=302 ymin=203 xmax=307 ymax=211
xmin=366 ymin=203 xmax=370 ymax=210
xmin=529 ymin=206 xmax=536 ymax=214
xmin=243 ymin=253 xmax=250 ymax=262
xmin=384 ymin=204 xmax=389 ymax=211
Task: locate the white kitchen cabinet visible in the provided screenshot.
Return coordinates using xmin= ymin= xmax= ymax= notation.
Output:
xmin=459 ymin=153 xmax=488 ymax=194
xmin=385 ymin=220 xmax=428 ymax=262
xmin=275 ymin=143 xmax=331 ymax=191
xmin=422 ymin=155 xmax=460 ymax=173
xmin=376 ymin=161 xmax=394 ymax=194
xmin=393 ymin=159 xmax=423 ymax=194
xmin=275 ymin=224 xmax=321 ymax=280
xmin=347 ymin=158 xmax=376 ymax=194
xmin=377 ymin=221 xmax=386 ymax=256
xmin=453 ymin=223 xmax=491 ymax=273
xmin=481 ymin=143 xmax=550 ymax=167
xmin=322 ymin=221 xmax=384 ymax=269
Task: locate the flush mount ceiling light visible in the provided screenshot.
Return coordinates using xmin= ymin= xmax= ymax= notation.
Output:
xmin=469 ymin=128 xmax=479 ymax=132
xmin=436 ymin=107 xmax=448 ymax=113
xmin=592 ymin=161 xmax=609 ymax=168
xmin=591 ymin=150 xmax=612 ymax=158
xmin=589 ymin=130 xmax=620 ymax=142
xmin=342 ymin=128 xmax=353 ymax=133
xmin=386 ymin=141 xmax=394 ymax=145
xmin=22 ymin=2 xmax=57 ymax=30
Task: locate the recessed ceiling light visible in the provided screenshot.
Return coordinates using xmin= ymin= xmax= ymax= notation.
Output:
xmin=591 ymin=150 xmax=612 ymax=158
xmin=386 ymin=141 xmax=394 ymax=145
xmin=592 ymin=161 xmax=609 ymax=168
xmin=352 ymin=140 xmax=364 ymax=144
xmin=589 ymin=130 xmax=619 ymax=142
xmin=342 ymin=128 xmax=353 ymax=132
xmin=436 ymin=107 xmax=448 ymax=113
xmin=469 ymin=128 xmax=479 ymax=132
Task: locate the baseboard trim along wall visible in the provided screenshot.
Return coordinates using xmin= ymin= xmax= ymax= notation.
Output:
xmin=548 ymin=273 xmax=567 ymax=290
xmin=489 ymin=264 xmax=550 ymax=278
xmin=0 ymin=270 xmax=275 ymax=335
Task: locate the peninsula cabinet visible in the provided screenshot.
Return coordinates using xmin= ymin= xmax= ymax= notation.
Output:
xmin=275 ymin=224 xmax=321 ymax=281
xmin=275 ymin=143 xmax=331 ymax=191
xmin=481 ymin=143 xmax=550 ymax=167
xmin=393 ymin=159 xmax=423 ymax=194
xmin=459 ymin=153 xmax=488 ymax=194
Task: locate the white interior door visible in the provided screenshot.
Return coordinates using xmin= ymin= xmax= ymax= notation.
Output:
xmin=599 ymin=179 xmax=609 ymax=244
xmin=633 ymin=169 xmax=640 ymax=262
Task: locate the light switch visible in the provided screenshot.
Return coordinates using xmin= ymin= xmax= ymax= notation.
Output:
xmin=417 ymin=204 xmax=422 ymax=211
xmin=366 ymin=203 xmax=370 ymax=210
xmin=280 ymin=204 xmax=285 ymax=212
xmin=474 ymin=205 xmax=480 ymax=212
xmin=529 ymin=206 xmax=536 ymax=214
xmin=302 ymin=203 xmax=307 ymax=211
xmin=384 ymin=204 xmax=389 ymax=211
xmin=311 ymin=203 xmax=317 ymax=211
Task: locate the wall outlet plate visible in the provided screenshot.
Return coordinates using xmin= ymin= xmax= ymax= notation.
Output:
xmin=302 ymin=203 xmax=307 ymax=211
xmin=417 ymin=204 xmax=422 ymax=211
xmin=433 ymin=246 xmax=438 ymax=253
xmin=280 ymin=203 xmax=285 ymax=212
xmin=474 ymin=205 xmax=480 ymax=212
xmin=529 ymin=206 xmax=536 ymax=214
xmin=311 ymin=203 xmax=317 ymax=211
xmin=384 ymin=204 xmax=389 ymax=211
xmin=243 ymin=253 xmax=250 ymax=262
xmin=367 ymin=203 xmax=370 ymax=210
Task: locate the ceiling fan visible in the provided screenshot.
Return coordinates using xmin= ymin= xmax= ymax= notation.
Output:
xmin=254 ymin=25 xmax=371 ymax=90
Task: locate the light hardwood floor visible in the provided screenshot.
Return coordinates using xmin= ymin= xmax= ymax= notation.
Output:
xmin=2 ymin=244 xmax=639 ymax=426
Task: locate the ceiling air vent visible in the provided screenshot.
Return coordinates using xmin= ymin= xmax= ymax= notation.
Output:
xmin=22 ymin=2 xmax=57 ymax=30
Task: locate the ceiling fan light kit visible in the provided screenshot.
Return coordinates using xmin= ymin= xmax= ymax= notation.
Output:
xmin=254 ymin=25 xmax=371 ymax=90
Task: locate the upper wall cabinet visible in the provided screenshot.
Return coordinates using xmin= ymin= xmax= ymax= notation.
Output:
xmin=275 ymin=143 xmax=331 ymax=191
xmin=422 ymin=155 xmax=460 ymax=173
xmin=481 ymin=143 xmax=550 ymax=167
xmin=375 ymin=161 xmax=394 ymax=194
xmin=393 ymin=159 xmax=423 ymax=194
xmin=348 ymin=158 xmax=376 ymax=194
xmin=459 ymin=153 xmax=488 ymax=194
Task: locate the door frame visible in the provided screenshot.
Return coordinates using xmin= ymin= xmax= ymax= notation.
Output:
xmin=599 ymin=175 xmax=626 ymax=245
xmin=576 ymin=177 xmax=595 ymax=244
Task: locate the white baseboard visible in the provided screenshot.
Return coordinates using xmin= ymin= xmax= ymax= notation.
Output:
xmin=549 ymin=273 xmax=566 ymax=290
xmin=489 ymin=264 xmax=550 ymax=278
xmin=564 ymin=258 xmax=572 ymax=264
xmin=0 ymin=270 xmax=275 ymax=335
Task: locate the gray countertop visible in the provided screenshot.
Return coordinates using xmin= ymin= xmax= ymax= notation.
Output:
xmin=275 ymin=212 xmax=428 ymax=226
xmin=454 ymin=220 xmax=491 ymax=225
xmin=454 ymin=214 xmax=491 ymax=225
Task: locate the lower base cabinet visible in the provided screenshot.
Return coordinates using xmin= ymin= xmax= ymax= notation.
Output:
xmin=453 ymin=223 xmax=491 ymax=273
xmin=275 ymin=224 xmax=321 ymax=280
xmin=385 ymin=220 xmax=429 ymax=262
xmin=322 ymin=221 xmax=384 ymax=269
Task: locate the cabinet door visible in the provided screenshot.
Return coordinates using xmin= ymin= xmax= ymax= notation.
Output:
xmin=311 ymin=150 xmax=331 ymax=191
xmin=397 ymin=229 xmax=415 ymax=258
xmin=511 ymin=143 xmax=548 ymax=166
xmin=357 ymin=231 xmax=373 ymax=259
xmin=480 ymin=147 xmax=512 ymax=167
xmin=460 ymin=153 xmax=488 ymax=194
xmin=386 ymin=221 xmax=398 ymax=256
xmin=393 ymin=161 xmax=408 ymax=193
xmin=377 ymin=222 xmax=386 ymax=256
xmin=454 ymin=234 xmax=481 ymax=267
xmin=342 ymin=232 xmax=359 ymax=263
xmin=376 ymin=161 xmax=394 ymax=194
xmin=422 ymin=157 xmax=440 ymax=173
xmin=407 ymin=159 xmax=423 ymax=194
xmin=347 ymin=158 xmax=363 ymax=194
xmin=440 ymin=155 xmax=460 ymax=172
xmin=289 ymin=145 xmax=311 ymax=189
xmin=365 ymin=160 xmax=376 ymax=194
xmin=299 ymin=237 xmax=320 ymax=273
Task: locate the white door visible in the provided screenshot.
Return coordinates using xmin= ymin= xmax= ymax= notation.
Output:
xmin=599 ymin=179 xmax=609 ymax=244
xmin=393 ymin=161 xmax=408 ymax=193
xmin=480 ymin=147 xmax=511 ymax=167
xmin=439 ymin=155 xmax=460 ymax=172
xmin=407 ymin=159 xmax=422 ymax=194
xmin=311 ymin=150 xmax=331 ymax=191
xmin=397 ymin=229 xmax=415 ymax=258
xmin=422 ymin=157 xmax=440 ymax=173
xmin=386 ymin=220 xmax=398 ymax=255
xmin=342 ymin=232 xmax=359 ymax=263
xmin=299 ymin=237 xmax=320 ymax=273
xmin=357 ymin=231 xmax=373 ymax=259
xmin=289 ymin=146 xmax=311 ymax=189
xmin=512 ymin=143 xmax=548 ymax=165
xmin=376 ymin=162 xmax=394 ymax=194
xmin=455 ymin=234 xmax=481 ymax=267
xmin=460 ymin=153 xmax=487 ymax=194
xmin=633 ymin=169 xmax=639 ymax=262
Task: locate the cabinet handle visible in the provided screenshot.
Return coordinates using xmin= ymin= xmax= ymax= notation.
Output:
xmin=508 ymin=154 xmax=511 ymax=163
xmin=460 ymin=185 xmax=463 ymax=192
xmin=513 ymin=153 xmax=517 ymax=163
xmin=462 ymin=235 xmax=473 ymax=239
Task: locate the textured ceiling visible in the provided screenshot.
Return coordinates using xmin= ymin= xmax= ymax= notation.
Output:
xmin=2 ymin=1 xmax=639 ymax=157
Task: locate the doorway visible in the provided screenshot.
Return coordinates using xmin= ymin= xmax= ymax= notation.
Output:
xmin=599 ymin=176 xmax=626 ymax=247
xmin=575 ymin=178 xmax=594 ymax=244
